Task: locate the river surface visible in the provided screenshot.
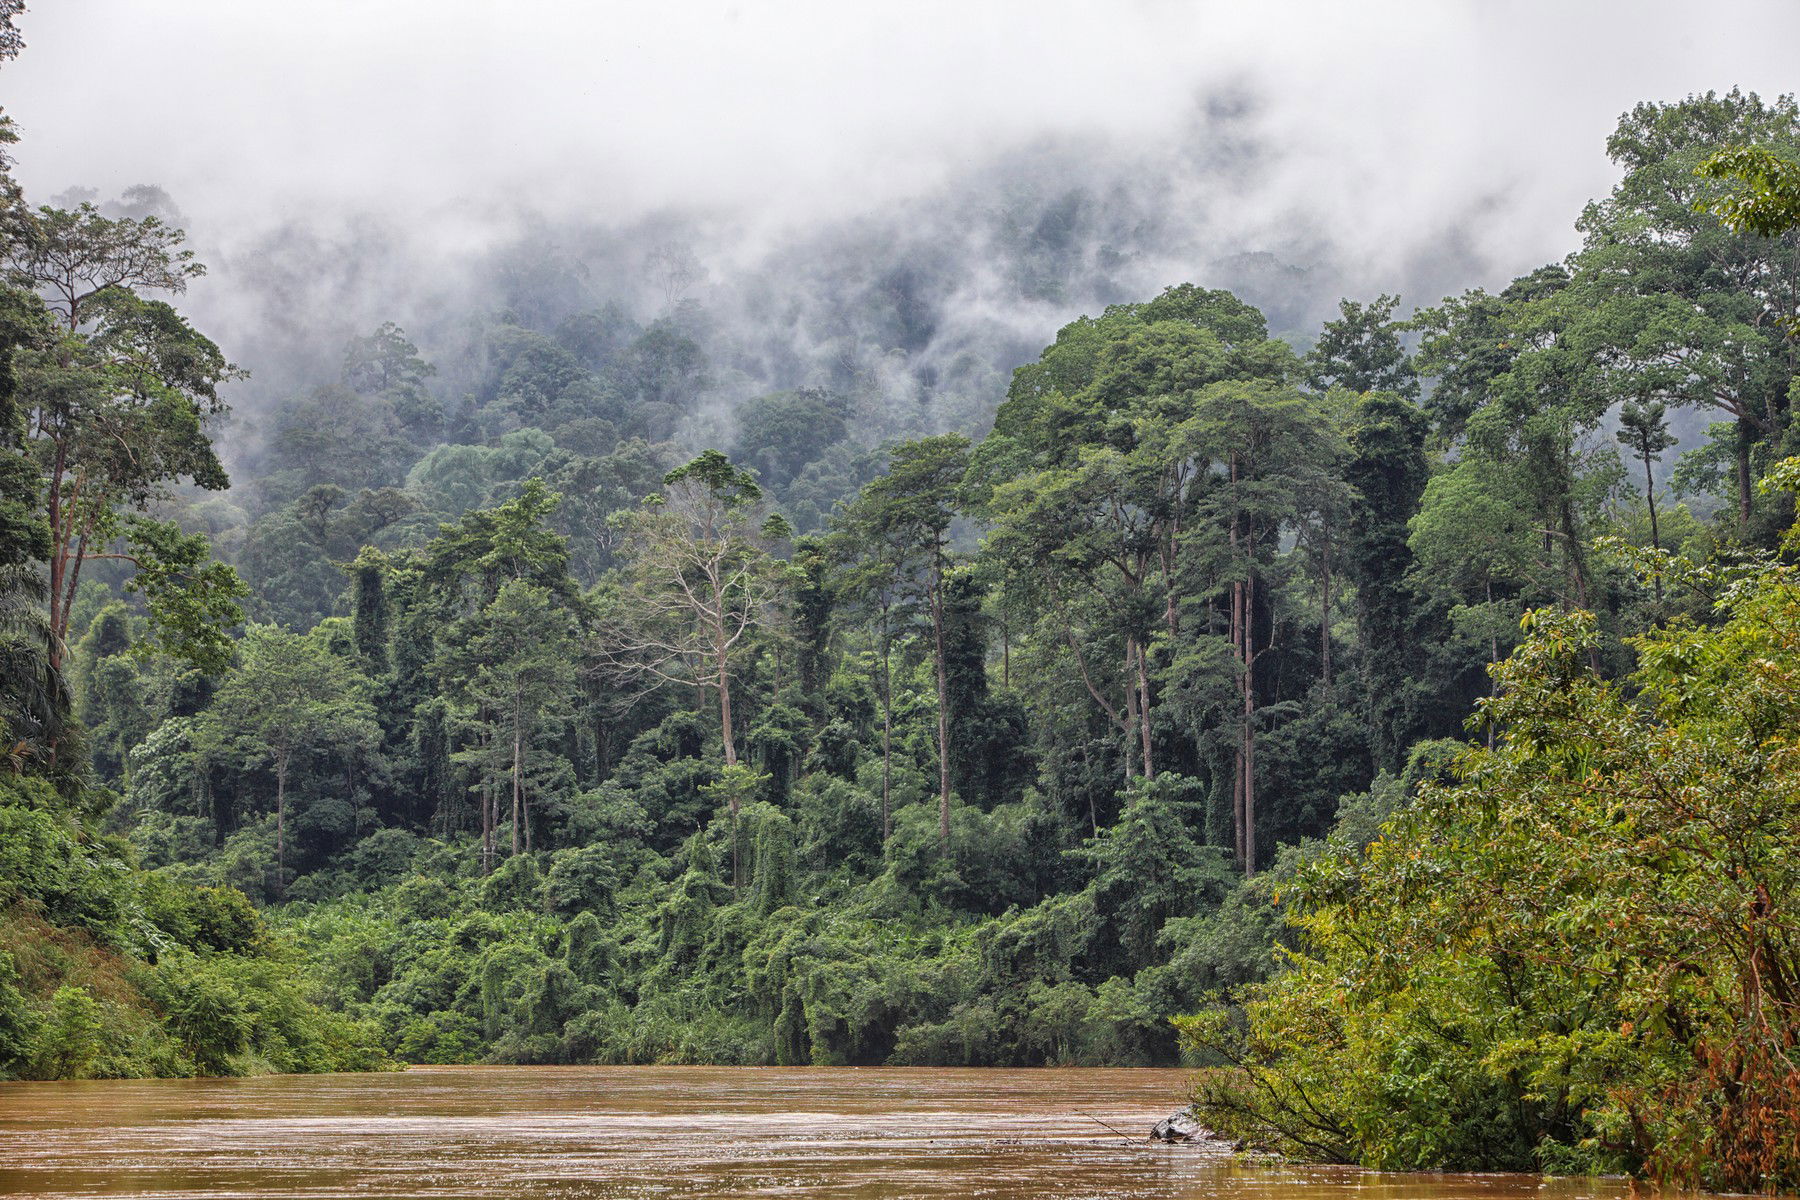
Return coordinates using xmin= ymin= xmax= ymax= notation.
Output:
xmin=0 ymin=1065 xmax=1639 ymax=1200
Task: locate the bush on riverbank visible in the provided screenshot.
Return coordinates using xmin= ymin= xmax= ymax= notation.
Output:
xmin=0 ymin=776 xmax=390 ymax=1080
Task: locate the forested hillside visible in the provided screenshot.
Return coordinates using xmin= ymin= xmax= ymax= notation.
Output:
xmin=6 ymin=15 xmax=1800 ymax=1182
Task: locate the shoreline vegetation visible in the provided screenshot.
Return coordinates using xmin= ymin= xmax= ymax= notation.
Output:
xmin=2 ymin=1 xmax=1800 ymax=1184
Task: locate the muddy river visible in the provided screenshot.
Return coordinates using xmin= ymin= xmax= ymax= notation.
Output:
xmin=0 ymin=1065 xmax=1640 ymax=1199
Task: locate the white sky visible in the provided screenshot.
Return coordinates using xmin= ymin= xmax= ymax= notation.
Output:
xmin=6 ymin=1 xmax=1799 ymax=304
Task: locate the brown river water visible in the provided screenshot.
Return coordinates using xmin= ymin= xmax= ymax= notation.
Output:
xmin=0 ymin=1065 xmax=1640 ymax=1200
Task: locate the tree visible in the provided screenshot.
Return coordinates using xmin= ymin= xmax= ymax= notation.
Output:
xmin=346 ymin=546 xmax=391 ymax=672
xmin=1077 ymin=775 xmax=1233 ymax=969
xmin=401 ymin=480 xmax=580 ymax=844
xmin=1414 ymin=266 xmax=1609 ymax=619
xmin=1186 ymin=378 xmax=1337 ymax=875
xmin=1343 ymin=391 xmax=1430 ymax=766
xmin=973 ymin=285 xmax=1297 ymax=802
xmin=417 ymin=477 xmax=578 ymax=613
xmin=343 ymin=321 xmax=439 ymax=443
xmin=344 ymin=320 xmax=433 ymax=394
xmin=4 ymin=202 xmax=245 ymax=675
xmin=1306 ymin=294 xmax=1418 ymax=398
xmin=1616 ymin=399 xmax=1676 ymax=587
xmin=827 ymin=513 xmax=916 ymax=840
xmin=838 ymin=435 xmax=969 ymax=845
xmin=196 ymin=625 xmax=377 ymax=894
xmin=601 ymin=450 xmax=782 ymax=773
xmin=0 ymin=275 xmax=54 ymax=765
xmin=981 ymin=440 xmax=1178 ymax=783
xmin=1570 ymin=91 xmax=1800 ymax=529
xmin=437 ymin=580 xmax=577 ymax=868
xmin=1407 ymin=456 xmax=1540 ymax=744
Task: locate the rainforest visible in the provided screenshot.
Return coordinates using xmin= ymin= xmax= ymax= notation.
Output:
xmin=5 ymin=2 xmax=1800 ymax=1194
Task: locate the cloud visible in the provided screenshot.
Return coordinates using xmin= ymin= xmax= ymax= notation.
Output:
xmin=7 ymin=3 xmax=1793 ymax=241
xmin=6 ymin=0 xmax=1799 ymax=456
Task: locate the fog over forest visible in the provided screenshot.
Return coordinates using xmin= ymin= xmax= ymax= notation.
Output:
xmin=10 ymin=1 xmax=1799 ymax=467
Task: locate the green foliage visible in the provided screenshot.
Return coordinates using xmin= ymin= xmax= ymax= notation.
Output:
xmin=193 ymin=623 xmax=379 ymax=893
xmin=1698 ymin=142 xmax=1800 ymax=238
xmin=1307 ymin=294 xmax=1418 ymax=398
xmin=118 ymin=516 xmax=249 ymax=673
xmin=1185 ymin=534 xmax=1800 ymax=1187
xmin=0 ymin=772 xmax=388 ymax=1080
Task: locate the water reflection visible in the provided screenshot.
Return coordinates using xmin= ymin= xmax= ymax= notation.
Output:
xmin=0 ymin=1066 xmax=1635 ymax=1200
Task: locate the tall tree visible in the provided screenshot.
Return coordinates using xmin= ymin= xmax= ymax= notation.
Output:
xmin=973 ymin=287 xmax=1286 ymax=786
xmin=1415 ymin=266 xmax=1612 ymax=623
xmin=828 ymin=516 xmax=916 ymax=839
xmin=1186 ymin=378 xmax=1336 ymax=875
xmin=1342 ymin=391 xmax=1430 ymax=767
xmin=1616 ymin=399 xmax=1676 ymax=576
xmin=343 ymin=320 xmax=440 ymax=443
xmin=1306 ymin=294 xmax=1418 ymax=398
xmin=601 ymin=450 xmax=781 ymax=773
xmin=838 ymin=435 xmax=969 ymax=845
xmin=437 ymin=579 xmax=577 ymax=867
xmin=1571 ymin=91 xmax=1800 ymax=530
xmin=4 ymin=202 xmax=245 ymax=674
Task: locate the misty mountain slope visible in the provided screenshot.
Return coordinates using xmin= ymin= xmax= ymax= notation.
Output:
xmin=188 ymin=98 xmax=1515 ymax=504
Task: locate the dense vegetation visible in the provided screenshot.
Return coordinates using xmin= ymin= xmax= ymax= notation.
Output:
xmin=4 ymin=3 xmax=1800 ymax=1181
xmin=1181 ymin=103 xmax=1800 ymax=1190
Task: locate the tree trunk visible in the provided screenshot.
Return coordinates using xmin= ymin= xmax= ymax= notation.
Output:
xmin=481 ymin=764 xmax=493 ymax=876
xmin=879 ymin=614 xmax=893 ymax=842
xmin=593 ymin=708 xmax=608 ymax=783
xmin=1133 ymin=638 xmax=1154 ymax=780
xmin=930 ymin=557 xmax=951 ymax=847
xmin=1228 ymin=452 xmax=1251 ymax=873
xmin=1123 ymin=651 xmax=1137 ymax=784
xmin=1077 ymin=739 xmax=1099 ymax=838
xmin=1241 ymin=564 xmax=1257 ymax=879
xmin=1643 ymin=451 xmax=1663 ymax=604
xmin=44 ymin=439 xmax=67 ymax=672
xmin=511 ymin=710 xmax=523 ymax=858
xmin=1001 ymin=617 xmax=1010 ymax=690
xmin=717 ymin=647 xmax=737 ymax=767
xmin=1737 ymin=418 xmax=1755 ymax=531
xmin=275 ymin=753 xmax=288 ymax=897
xmin=1231 ymin=731 xmax=1245 ymax=867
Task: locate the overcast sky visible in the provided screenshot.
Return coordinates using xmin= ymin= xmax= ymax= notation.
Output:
xmin=5 ymin=0 xmax=1800 ymax=390
xmin=8 ymin=3 xmax=1799 ymax=260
